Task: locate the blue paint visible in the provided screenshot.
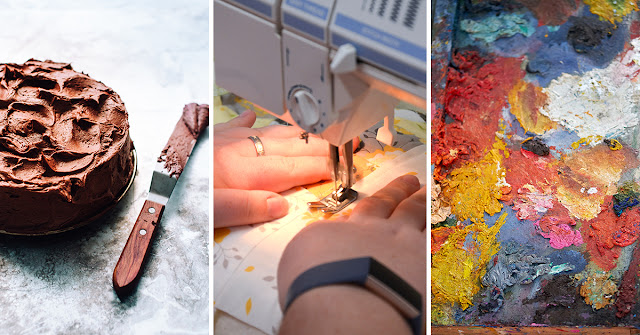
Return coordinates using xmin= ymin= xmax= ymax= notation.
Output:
xmin=525 ymin=11 xmax=628 ymax=87
xmin=501 ymin=106 xmax=528 ymax=140
xmin=459 ymin=11 xmax=536 ymax=44
xmin=541 ymin=128 xmax=581 ymax=157
xmin=613 ymin=196 xmax=640 ymax=216
xmin=484 ymin=207 xmax=547 ymax=251
xmin=548 ymin=249 xmax=587 ymax=274
xmin=454 ymin=6 xmax=629 ymax=87
xmin=455 ymin=10 xmax=537 ymax=54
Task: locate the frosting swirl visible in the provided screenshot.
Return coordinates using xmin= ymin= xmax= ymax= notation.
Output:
xmin=0 ymin=60 xmax=134 ymax=234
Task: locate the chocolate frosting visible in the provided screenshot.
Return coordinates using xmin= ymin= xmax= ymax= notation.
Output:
xmin=158 ymin=103 xmax=209 ymax=178
xmin=0 ymin=60 xmax=134 ymax=234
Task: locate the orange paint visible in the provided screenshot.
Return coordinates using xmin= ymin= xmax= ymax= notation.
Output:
xmin=583 ymin=196 xmax=640 ymax=270
xmin=508 ymin=80 xmax=556 ymax=135
xmin=433 ymin=52 xmax=524 ymax=180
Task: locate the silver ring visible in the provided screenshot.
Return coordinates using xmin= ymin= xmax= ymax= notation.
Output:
xmin=248 ymin=136 xmax=265 ymax=156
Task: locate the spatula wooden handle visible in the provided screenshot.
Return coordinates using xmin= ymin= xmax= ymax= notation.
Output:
xmin=113 ymin=199 xmax=165 ymax=297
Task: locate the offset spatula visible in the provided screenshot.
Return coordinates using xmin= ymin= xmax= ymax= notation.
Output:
xmin=113 ymin=103 xmax=209 ymax=297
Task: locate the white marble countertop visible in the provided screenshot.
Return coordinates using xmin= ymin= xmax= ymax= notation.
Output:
xmin=0 ymin=1 xmax=210 ymax=334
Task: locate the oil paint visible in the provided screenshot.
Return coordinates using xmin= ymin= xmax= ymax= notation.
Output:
xmin=432 ymin=0 xmax=640 ymax=327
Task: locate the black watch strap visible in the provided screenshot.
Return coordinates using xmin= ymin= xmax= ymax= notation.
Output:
xmin=283 ymin=257 xmax=423 ymax=335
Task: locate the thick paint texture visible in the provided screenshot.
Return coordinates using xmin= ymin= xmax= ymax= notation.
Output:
xmin=583 ymin=196 xmax=640 ymax=270
xmin=516 ymin=0 xmax=579 ymax=26
xmin=433 ymin=53 xmax=523 ymax=180
xmin=576 ymin=272 xmax=618 ymax=309
xmin=432 ymin=0 xmax=640 ymax=326
xmin=442 ymin=139 xmax=510 ymax=223
xmin=584 ymin=0 xmax=639 ymax=24
xmin=460 ymin=12 xmax=535 ymax=44
xmin=555 ymin=145 xmax=635 ymax=220
xmin=508 ymin=81 xmax=556 ymax=134
xmin=431 ymin=212 xmax=508 ymax=311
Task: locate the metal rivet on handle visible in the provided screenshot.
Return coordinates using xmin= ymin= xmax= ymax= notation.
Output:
xmin=148 ymin=207 xmax=156 ymax=214
xmin=139 ymin=229 xmax=147 ymax=236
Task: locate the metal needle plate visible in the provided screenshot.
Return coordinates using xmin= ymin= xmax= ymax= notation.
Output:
xmin=308 ymin=187 xmax=358 ymax=214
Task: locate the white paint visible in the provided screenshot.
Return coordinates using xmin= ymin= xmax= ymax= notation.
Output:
xmin=587 ymin=187 xmax=598 ymax=194
xmin=540 ymin=38 xmax=640 ymax=141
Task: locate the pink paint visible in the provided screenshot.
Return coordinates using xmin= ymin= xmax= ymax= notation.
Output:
xmin=513 ymin=186 xmax=554 ymax=220
xmin=535 ymin=218 xmax=583 ymax=249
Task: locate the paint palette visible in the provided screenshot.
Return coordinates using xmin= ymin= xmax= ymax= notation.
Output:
xmin=432 ymin=0 xmax=640 ymax=327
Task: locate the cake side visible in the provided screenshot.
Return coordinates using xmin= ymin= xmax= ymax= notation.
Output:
xmin=0 ymin=59 xmax=134 ymax=234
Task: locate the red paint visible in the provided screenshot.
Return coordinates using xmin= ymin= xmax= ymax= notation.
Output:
xmin=432 ymin=52 xmax=525 ymax=180
xmin=630 ymin=20 xmax=640 ymax=40
xmin=582 ymin=197 xmax=640 ymax=271
xmin=516 ymin=0 xmax=579 ymax=26
xmin=615 ymin=241 xmax=640 ymax=318
xmin=432 ymin=226 xmax=456 ymax=255
xmin=504 ymin=147 xmax=559 ymax=204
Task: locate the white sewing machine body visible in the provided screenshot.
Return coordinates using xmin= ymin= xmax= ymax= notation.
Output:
xmin=214 ymin=0 xmax=426 ymax=147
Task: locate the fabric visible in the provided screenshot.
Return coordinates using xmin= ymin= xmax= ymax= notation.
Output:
xmin=213 ymin=102 xmax=426 ymax=333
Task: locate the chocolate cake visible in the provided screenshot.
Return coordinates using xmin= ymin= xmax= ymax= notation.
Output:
xmin=0 ymin=59 xmax=134 ymax=234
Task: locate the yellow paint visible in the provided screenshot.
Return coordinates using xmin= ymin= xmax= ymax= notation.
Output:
xmin=556 ymin=144 xmax=632 ymax=220
xmin=556 ymin=184 xmax=604 ymax=220
xmin=571 ymin=135 xmax=603 ymax=149
xmin=508 ymin=80 xmax=556 ymax=134
xmin=431 ymin=304 xmax=456 ymax=325
xmin=608 ymin=139 xmax=623 ymax=150
xmin=214 ymin=228 xmax=231 ymax=244
xmin=442 ymin=138 xmax=509 ymax=223
xmin=431 ymin=212 xmax=508 ymax=310
xmin=245 ymin=298 xmax=252 ymax=315
xmin=576 ymin=272 xmax=618 ymax=309
xmin=584 ymin=0 xmax=638 ymax=24
xmin=244 ymin=266 xmax=255 ymax=272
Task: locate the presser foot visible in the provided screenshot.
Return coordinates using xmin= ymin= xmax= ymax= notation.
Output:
xmin=308 ymin=186 xmax=358 ymax=214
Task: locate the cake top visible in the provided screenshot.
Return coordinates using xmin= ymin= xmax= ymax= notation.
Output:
xmin=0 ymin=59 xmax=130 ymax=200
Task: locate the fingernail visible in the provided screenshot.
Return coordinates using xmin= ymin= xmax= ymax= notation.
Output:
xmin=400 ymin=174 xmax=420 ymax=187
xmin=267 ymin=196 xmax=289 ymax=219
xmin=238 ymin=110 xmax=251 ymax=118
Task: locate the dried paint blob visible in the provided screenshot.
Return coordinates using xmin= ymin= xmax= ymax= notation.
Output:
xmin=431 ymin=213 xmax=508 ymax=311
xmin=540 ymin=64 xmax=640 ymax=141
xmin=460 ymin=12 xmax=535 ymax=44
xmin=567 ymin=16 xmax=615 ymax=53
xmin=521 ymin=137 xmax=550 ymax=156
xmin=432 ymin=0 xmax=640 ymax=326
xmin=584 ymin=0 xmax=639 ymax=24
xmin=577 ymin=272 xmax=618 ymax=309
xmin=442 ymin=140 xmax=510 ymax=223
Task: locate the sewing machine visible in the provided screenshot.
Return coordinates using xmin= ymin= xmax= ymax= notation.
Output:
xmin=214 ymin=0 xmax=426 ymax=212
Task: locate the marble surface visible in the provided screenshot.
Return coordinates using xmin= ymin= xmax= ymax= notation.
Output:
xmin=0 ymin=1 xmax=210 ymax=334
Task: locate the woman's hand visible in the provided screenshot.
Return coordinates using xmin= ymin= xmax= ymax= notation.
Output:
xmin=214 ymin=111 xmax=332 ymax=227
xmin=277 ymin=174 xmax=426 ymax=334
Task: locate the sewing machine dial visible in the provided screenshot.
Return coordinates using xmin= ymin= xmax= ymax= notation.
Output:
xmin=288 ymin=88 xmax=322 ymax=132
